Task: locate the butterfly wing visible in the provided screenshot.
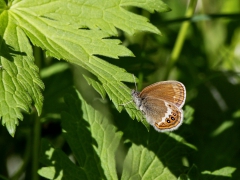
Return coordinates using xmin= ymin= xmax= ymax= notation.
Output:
xmin=140 ymin=97 xmax=183 ymax=132
xmin=139 ymin=81 xmax=186 ymax=108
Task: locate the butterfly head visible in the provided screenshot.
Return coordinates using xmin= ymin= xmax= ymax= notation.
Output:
xmin=131 ymin=89 xmax=142 ymax=109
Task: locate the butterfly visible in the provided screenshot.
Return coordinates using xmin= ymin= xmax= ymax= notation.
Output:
xmin=131 ymin=80 xmax=186 ymax=132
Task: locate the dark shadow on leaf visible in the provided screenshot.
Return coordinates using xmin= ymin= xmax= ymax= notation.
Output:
xmin=113 ymin=105 xmax=235 ymax=179
xmin=0 ymin=36 xmax=26 ymax=62
xmin=40 ymin=139 xmax=88 ymax=179
xmin=113 ymin=107 xmax=196 ymax=178
xmin=40 ymin=88 xmax=106 ymax=179
xmin=41 ymin=66 xmax=73 ymax=120
xmin=39 ymin=15 xmax=57 ymax=21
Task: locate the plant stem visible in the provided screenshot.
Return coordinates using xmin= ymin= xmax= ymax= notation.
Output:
xmin=164 ymin=0 xmax=198 ymax=80
xmin=31 ymin=43 xmax=43 ymax=180
xmin=32 ymin=114 xmax=40 ymax=180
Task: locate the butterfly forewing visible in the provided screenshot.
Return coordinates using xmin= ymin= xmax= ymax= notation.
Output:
xmin=139 ymin=81 xmax=186 ymax=108
xmin=140 ymin=97 xmax=168 ymax=124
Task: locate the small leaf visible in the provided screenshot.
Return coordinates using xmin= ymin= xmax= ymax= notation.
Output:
xmin=184 ymin=105 xmax=195 ymax=125
xmin=178 ymin=174 xmax=189 ymax=180
xmin=202 ymin=167 xmax=236 ymax=177
xmin=83 ymin=75 xmax=106 ymax=99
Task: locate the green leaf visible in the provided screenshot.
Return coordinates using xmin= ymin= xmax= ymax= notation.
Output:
xmin=39 ymin=139 xmax=87 ymax=180
xmin=40 ymin=62 xmax=69 ymax=79
xmin=178 ymin=174 xmax=189 ymax=180
xmin=83 ymin=75 xmax=106 ymax=99
xmin=183 ymin=105 xmax=195 ymax=125
xmin=39 ymin=88 xmax=122 ymax=179
xmin=202 ymin=167 xmax=236 ymax=177
xmin=121 ymin=130 xmax=197 ymax=179
xmin=121 ymin=0 xmax=171 ymax=14
xmin=122 ymin=143 xmax=178 ymax=179
xmin=167 ymin=132 xmax=197 ymax=150
xmin=1 ymin=0 xmax=170 ymax=134
xmin=0 ymin=3 xmax=44 ymax=136
xmin=210 ymin=120 xmax=234 ymax=137
xmin=13 ymin=0 xmax=168 ymax=36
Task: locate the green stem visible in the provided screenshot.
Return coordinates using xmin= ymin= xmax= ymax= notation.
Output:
xmin=32 ymin=114 xmax=41 ymax=180
xmin=31 ymin=46 xmax=42 ymax=180
xmin=164 ymin=0 xmax=198 ymax=80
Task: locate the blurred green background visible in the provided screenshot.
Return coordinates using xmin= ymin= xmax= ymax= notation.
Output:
xmin=0 ymin=0 xmax=240 ymax=179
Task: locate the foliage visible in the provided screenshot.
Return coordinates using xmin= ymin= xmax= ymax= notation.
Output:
xmin=0 ymin=0 xmax=240 ymax=179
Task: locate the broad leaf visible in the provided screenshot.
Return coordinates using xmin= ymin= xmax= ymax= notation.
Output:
xmin=39 ymin=139 xmax=87 ymax=180
xmin=121 ymin=131 xmax=197 ymax=180
xmin=39 ymin=88 xmax=122 ymax=179
xmin=120 ymin=105 xmax=197 ymax=179
xmin=0 ymin=2 xmax=44 ymax=136
xmin=0 ymin=0 xmax=171 ymax=135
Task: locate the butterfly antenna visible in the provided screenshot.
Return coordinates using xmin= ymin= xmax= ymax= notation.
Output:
xmin=119 ymin=74 xmax=137 ymax=107
xmin=133 ymin=74 xmax=137 ymax=91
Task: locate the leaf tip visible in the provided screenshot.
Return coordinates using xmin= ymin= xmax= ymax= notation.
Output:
xmin=6 ymin=121 xmax=17 ymax=137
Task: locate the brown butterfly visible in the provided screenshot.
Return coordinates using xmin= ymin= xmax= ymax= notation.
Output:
xmin=131 ymin=81 xmax=186 ymax=132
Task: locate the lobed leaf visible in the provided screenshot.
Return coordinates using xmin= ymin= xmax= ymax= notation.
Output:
xmin=12 ymin=0 xmax=169 ymax=36
xmin=39 ymin=88 xmax=122 ymax=179
xmin=0 ymin=0 xmax=171 ymax=135
xmin=0 ymin=5 xmax=44 ymax=136
xmin=121 ymin=130 xmax=197 ymax=180
xmin=39 ymin=139 xmax=87 ymax=180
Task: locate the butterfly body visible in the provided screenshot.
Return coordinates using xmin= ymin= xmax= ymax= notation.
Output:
xmin=131 ymin=81 xmax=186 ymax=132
